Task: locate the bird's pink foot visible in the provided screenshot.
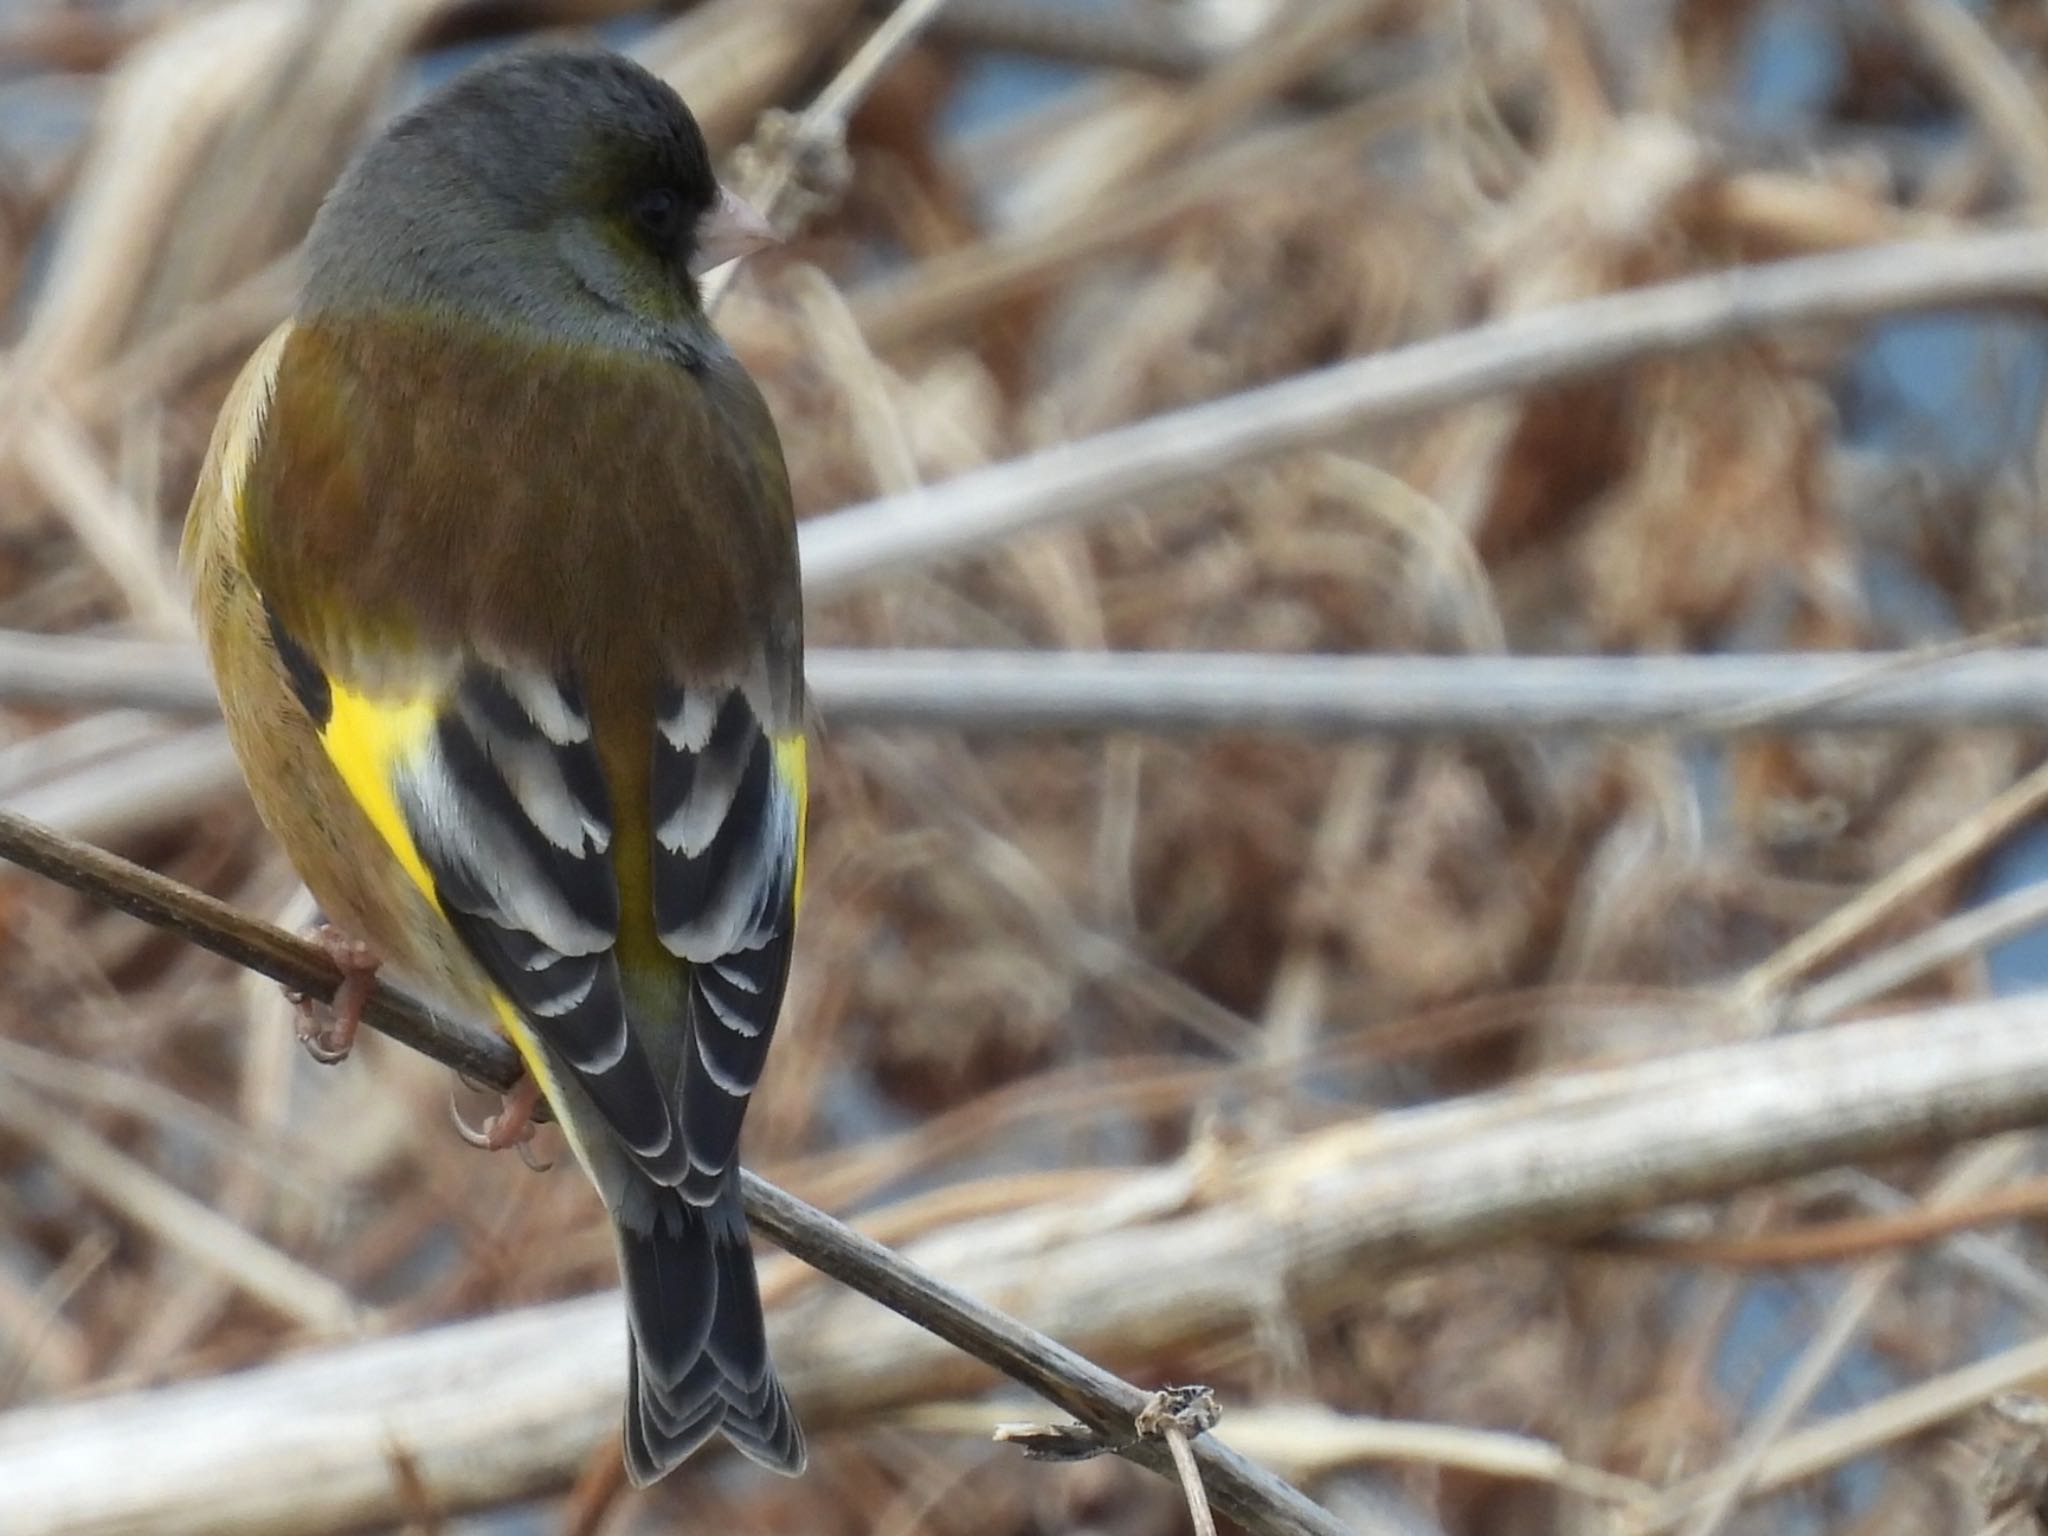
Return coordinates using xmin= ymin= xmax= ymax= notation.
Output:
xmin=288 ymin=925 xmax=379 ymax=1065
xmin=452 ymin=1075 xmax=551 ymax=1170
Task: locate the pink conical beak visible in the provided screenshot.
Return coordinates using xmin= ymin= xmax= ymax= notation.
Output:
xmin=689 ymin=184 xmax=778 ymax=277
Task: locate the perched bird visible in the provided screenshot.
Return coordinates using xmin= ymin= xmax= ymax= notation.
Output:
xmin=182 ymin=47 xmax=806 ymax=1483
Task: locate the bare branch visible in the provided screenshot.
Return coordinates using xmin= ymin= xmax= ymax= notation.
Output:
xmin=27 ymin=636 xmax=2048 ymax=736
xmin=0 ymin=805 xmax=1352 ymax=1536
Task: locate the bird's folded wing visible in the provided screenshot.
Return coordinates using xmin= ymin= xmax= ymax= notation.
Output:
xmin=650 ymin=678 xmax=805 ymax=1204
xmin=266 ymin=604 xmax=688 ymax=1184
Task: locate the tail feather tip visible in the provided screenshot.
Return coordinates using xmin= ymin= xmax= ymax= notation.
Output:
xmin=615 ymin=1179 xmax=805 ymax=1485
xmin=623 ymin=1358 xmax=805 ymax=1484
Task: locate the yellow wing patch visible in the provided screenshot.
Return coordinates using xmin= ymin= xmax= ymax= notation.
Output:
xmin=319 ymin=682 xmax=443 ymax=906
xmin=773 ymin=732 xmax=809 ymax=912
xmin=322 ymin=681 xmax=580 ymax=1131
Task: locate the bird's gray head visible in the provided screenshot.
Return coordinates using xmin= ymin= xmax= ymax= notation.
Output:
xmin=304 ymin=47 xmax=771 ymax=351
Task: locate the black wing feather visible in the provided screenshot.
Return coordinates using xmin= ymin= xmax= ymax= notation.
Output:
xmin=391 ymin=661 xmax=687 ymax=1182
xmin=649 ymin=680 xmax=801 ymax=1205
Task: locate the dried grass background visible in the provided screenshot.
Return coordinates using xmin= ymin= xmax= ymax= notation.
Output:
xmin=3 ymin=1 xmax=2048 ymax=1533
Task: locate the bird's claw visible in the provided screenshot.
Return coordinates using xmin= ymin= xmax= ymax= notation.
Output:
xmin=449 ymin=1076 xmax=551 ymax=1172
xmin=296 ymin=1013 xmax=356 ymax=1065
xmin=288 ymin=926 xmax=380 ymax=1065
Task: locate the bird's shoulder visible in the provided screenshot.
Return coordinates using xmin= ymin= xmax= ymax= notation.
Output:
xmin=233 ymin=309 xmax=798 ymax=687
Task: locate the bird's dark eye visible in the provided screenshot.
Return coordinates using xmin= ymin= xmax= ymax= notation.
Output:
xmin=632 ymin=187 xmax=684 ymax=245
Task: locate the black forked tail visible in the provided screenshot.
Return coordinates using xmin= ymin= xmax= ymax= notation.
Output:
xmin=615 ymin=1171 xmax=804 ymax=1484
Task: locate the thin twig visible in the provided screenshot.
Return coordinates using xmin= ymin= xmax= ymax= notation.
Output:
xmin=1639 ymin=1331 xmax=2048 ymax=1529
xmin=1166 ymin=1428 xmax=1220 ymax=1536
xmin=703 ymin=0 xmax=958 ymax=310
xmin=1140 ymin=1388 xmax=1224 ymax=1536
xmin=0 ymin=805 xmax=1351 ymax=1536
xmin=806 ymin=0 xmax=956 ymax=138
xmin=1790 ymin=876 xmax=2048 ymax=1026
xmin=736 ymin=1177 xmax=1347 ymax=1535
xmin=1739 ymin=756 xmax=2048 ymax=1006
xmin=931 ymin=1398 xmax=1650 ymax=1502
xmin=1600 ymin=1168 xmax=2048 ymax=1268
xmin=1673 ymin=615 xmax=2048 ymax=735
xmin=1830 ymin=1170 xmax=2048 ymax=1318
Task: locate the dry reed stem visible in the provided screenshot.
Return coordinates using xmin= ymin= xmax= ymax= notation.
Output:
xmin=1889 ymin=0 xmax=2048 ymax=204
xmin=1634 ymin=1331 xmax=2048 ymax=1531
xmin=639 ymin=0 xmax=868 ymax=152
xmin=13 ymin=1 xmax=304 ymax=386
xmin=1673 ymin=1139 xmax=2030 ymax=1536
xmin=850 ymin=83 xmax=1443 ymax=349
xmin=1790 ymin=877 xmax=2048 ymax=1026
xmin=1161 ymin=1420 xmax=1220 ymax=1536
xmin=1605 ymin=1169 xmax=2048 ymax=1269
xmin=0 ymin=1078 xmax=366 ymax=1335
xmin=13 ymin=408 xmax=186 ymax=634
xmin=3 ymin=727 xmax=240 ymax=842
xmin=1740 ymin=756 xmax=2048 ymax=1005
xmin=800 ymin=229 xmax=2048 ymax=594
xmin=33 ymin=634 xmax=2048 ymax=736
